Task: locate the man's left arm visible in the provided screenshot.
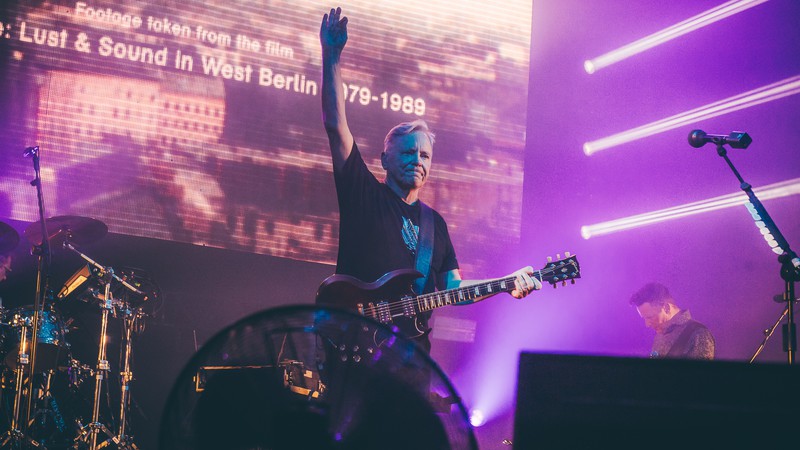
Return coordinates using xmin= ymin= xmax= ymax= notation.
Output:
xmin=438 ymin=266 xmax=541 ymax=305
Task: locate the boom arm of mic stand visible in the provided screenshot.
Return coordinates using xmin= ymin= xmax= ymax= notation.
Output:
xmin=62 ymin=241 xmax=145 ymax=295
xmin=743 ymin=188 xmax=800 ymax=279
xmin=714 ymin=142 xmax=799 ymax=364
xmin=716 ymin=143 xmax=799 ymax=277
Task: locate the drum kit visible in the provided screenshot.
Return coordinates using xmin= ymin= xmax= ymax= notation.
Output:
xmin=0 ymin=216 xmax=157 ymax=450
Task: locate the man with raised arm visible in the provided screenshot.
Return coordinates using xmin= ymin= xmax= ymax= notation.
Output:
xmin=319 ymin=7 xmax=540 ymax=352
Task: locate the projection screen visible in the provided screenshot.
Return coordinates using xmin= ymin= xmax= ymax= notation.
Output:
xmin=0 ymin=0 xmax=532 ymax=275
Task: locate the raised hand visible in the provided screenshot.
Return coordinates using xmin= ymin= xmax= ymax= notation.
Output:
xmin=320 ymin=7 xmax=348 ymax=51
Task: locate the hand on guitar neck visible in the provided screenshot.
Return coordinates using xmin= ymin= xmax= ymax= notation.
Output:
xmin=315 ymin=254 xmax=580 ymax=336
xmin=455 ymin=265 xmax=542 ymax=305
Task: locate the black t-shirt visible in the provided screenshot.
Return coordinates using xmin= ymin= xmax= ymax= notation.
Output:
xmin=334 ymin=143 xmax=458 ymax=287
xmin=332 ymin=143 xmax=459 ymax=348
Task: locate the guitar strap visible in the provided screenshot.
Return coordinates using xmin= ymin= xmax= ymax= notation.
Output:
xmin=413 ymin=201 xmax=434 ymax=295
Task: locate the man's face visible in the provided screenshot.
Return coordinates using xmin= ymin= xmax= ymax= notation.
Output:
xmin=636 ymin=301 xmax=670 ymax=334
xmin=382 ymin=132 xmax=433 ymax=192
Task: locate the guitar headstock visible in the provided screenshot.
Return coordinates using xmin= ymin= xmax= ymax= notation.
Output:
xmin=540 ymin=252 xmax=581 ymax=287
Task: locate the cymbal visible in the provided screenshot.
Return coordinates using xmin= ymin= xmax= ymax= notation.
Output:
xmin=24 ymin=215 xmax=108 ymax=246
xmin=0 ymin=221 xmax=20 ymax=253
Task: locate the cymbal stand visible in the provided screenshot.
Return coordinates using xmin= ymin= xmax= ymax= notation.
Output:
xmin=75 ymin=279 xmax=116 ymax=450
xmin=99 ymin=305 xmax=143 ymax=450
xmin=0 ymin=318 xmax=46 ymax=449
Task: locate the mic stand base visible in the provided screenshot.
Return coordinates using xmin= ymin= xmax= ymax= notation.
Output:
xmin=0 ymin=428 xmax=47 ymax=449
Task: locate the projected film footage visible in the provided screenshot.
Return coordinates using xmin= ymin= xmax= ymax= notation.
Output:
xmin=0 ymin=0 xmax=532 ymax=274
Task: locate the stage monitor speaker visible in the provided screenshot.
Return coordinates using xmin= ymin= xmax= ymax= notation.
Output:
xmin=514 ymin=352 xmax=800 ymax=450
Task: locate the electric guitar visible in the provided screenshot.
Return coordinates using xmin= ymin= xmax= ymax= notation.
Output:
xmin=315 ymin=254 xmax=580 ymax=337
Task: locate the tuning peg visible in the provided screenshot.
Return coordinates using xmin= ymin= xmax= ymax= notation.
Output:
xmin=556 ymin=253 xmax=561 ymax=260
xmin=547 ymin=256 xmax=553 ymax=263
xmin=565 ymin=251 xmax=571 ymax=257
xmin=570 ymin=279 xmax=576 ymax=285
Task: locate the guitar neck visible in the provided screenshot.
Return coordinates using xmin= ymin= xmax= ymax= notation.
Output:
xmin=413 ymin=274 xmax=528 ymax=313
xmin=348 ymin=255 xmax=578 ymax=330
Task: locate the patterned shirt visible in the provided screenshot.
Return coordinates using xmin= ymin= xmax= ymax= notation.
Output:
xmin=651 ymin=309 xmax=715 ymax=360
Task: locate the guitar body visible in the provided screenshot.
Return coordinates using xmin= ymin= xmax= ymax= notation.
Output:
xmin=316 ymin=269 xmax=428 ymax=337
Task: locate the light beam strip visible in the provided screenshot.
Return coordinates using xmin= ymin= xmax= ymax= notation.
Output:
xmin=583 ymin=0 xmax=769 ymax=74
xmin=581 ymin=177 xmax=800 ymax=239
xmin=583 ymin=75 xmax=800 ymax=155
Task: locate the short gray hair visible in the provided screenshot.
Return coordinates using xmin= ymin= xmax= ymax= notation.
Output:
xmin=383 ymin=119 xmax=436 ymax=153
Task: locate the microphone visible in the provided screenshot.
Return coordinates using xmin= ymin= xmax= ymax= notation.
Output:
xmin=23 ymin=146 xmax=39 ymax=157
xmin=688 ymin=130 xmax=752 ymax=149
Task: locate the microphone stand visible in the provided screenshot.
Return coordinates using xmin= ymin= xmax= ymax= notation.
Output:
xmin=713 ymin=142 xmax=800 ymax=364
xmin=28 ymin=145 xmax=54 ymax=430
xmin=1 ymin=146 xmax=51 ymax=448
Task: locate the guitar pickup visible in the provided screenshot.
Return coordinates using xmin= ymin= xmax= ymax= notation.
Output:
xmin=400 ymin=296 xmax=416 ymax=318
xmin=370 ymin=301 xmax=392 ymax=324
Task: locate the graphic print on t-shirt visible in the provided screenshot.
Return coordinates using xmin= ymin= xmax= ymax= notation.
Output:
xmin=401 ymin=216 xmax=419 ymax=254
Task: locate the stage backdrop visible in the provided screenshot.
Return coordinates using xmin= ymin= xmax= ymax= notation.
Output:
xmin=0 ymin=0 xmax=532 ymax=276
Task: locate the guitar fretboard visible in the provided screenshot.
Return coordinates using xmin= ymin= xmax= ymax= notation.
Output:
xmin=414 ymin=271 xmax=543 ymax=312
xmin=353 ymin=255 xmax=579 ymax=326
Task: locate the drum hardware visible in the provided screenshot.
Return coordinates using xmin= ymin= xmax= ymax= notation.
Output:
xmin=60 ymin=247 xmax=143 ymax=450
xmin=0 ymin=303 xmax=72 ymax=449
xmin=7 ymin=144 xmax=149 ymax=447
xmin=0 ymin=313 xmax=46 ymax=448
xmin=105 ymin=304 xmax=145 ymax=450
xmin=6 ymin=148 xmax=105 ymax=446
xmin=3 ymin=307 xmax=69 ymax=373
xmin=23 ymin=215 xmax=109 ymax=249
xmin=65 ymin=358 xmax=94 ymax=390
xmin=74 ymin=279 xmax=116 ymax=450
xmin=28 ymin=370 xmax=69 ymax=444
xmin=22 ymin=214 xmax=146 ymax=449
xmin=280 ymin=359 xmax=326 ymax=399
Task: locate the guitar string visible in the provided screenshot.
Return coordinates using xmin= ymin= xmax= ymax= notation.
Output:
xmin=363 ymin=271 xmax=548 ymax=318
xmin=362 ymin=263 xmax=578 ymax=319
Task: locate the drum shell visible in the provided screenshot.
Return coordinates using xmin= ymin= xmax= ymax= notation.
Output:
xmin=2 ymin=306 xmax=69 ymax=372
